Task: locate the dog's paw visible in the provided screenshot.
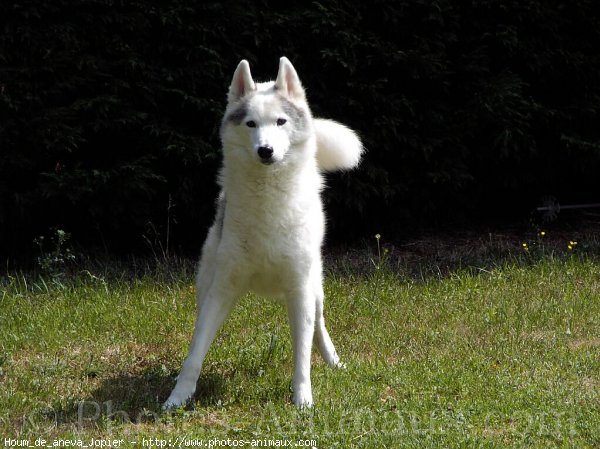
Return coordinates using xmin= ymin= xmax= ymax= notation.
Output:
xmin=162 ymin=387 xmax=194 ymax=411
xmin=333 ymin=360 xmax=347 ymax=369
xmin=293 ymin=384 xmax=314 ymax=408
xmin=324 ymin=352 xmax=346 ymax=369
xmin=162 ymin=395 xmax=187 ymax=411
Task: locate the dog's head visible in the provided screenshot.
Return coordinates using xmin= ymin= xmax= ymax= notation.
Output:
xmin=221 ymin=57 xmax=313 ymax=166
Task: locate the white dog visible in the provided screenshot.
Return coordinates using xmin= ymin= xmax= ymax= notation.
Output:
xmin=163 ymin=57 xmax=363 ymax=408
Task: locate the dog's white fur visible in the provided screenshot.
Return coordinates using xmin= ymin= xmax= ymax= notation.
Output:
xmin=163 ymin=57 xmax=363 ymax=409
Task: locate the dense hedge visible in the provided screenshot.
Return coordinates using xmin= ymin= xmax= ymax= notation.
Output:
xmin=2 ymin=0 xmax=600 ymax=260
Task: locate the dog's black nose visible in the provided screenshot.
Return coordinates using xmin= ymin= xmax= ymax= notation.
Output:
xmin=257 ymin=145 xmax=274 ymax=160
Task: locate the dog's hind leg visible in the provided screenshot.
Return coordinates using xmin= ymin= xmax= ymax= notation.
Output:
xmin=163 ymin=269 xmax=239 ymax=410
xmin=313 ymin=282 xmax=344 ymax=368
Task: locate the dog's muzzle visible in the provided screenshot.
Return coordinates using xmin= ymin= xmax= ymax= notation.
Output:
xmin=257 ymin=145 xmax=274 ymax=164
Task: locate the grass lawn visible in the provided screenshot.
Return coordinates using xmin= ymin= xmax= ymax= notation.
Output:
xmin=1 ymin=233 xmax=599 ymax=448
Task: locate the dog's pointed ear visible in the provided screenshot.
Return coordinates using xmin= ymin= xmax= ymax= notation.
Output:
xmin=228 ymin=60 xmax=256 ymax=102
xmin=274 ymin=57 xmax=304 ymax=100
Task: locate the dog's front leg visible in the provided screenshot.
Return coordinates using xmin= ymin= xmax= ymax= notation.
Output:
xmin=163 ymin=280 xmax=238 ymax=410
xmin=286 ymin=288 xmax=316 ymax=407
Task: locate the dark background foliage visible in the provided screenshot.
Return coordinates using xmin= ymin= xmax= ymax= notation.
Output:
xmin=1 ymin=0 xmax=599 ymax=261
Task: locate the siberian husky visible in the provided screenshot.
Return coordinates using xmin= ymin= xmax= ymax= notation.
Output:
xmin=163 ymin=57 xmax=363 ymax=408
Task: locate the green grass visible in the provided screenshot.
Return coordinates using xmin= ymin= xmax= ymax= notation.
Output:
xmin=1 ymin=244 xmax=599 ymax=448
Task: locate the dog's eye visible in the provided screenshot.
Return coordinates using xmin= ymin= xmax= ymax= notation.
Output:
xmin=276 ymin=118 xmax=287 ymax=126
xmin=246 ymin=120 xmax=256 ymax=128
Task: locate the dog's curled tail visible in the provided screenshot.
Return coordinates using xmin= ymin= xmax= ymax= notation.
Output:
xmin=314 ymin=118 xmax=364 ymax=172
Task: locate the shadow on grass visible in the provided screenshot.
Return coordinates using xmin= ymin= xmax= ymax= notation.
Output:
xmin=326 ymin=228 xmax=600 ymax=281
xmin=43 ymin=369 xmax=226 ymax=429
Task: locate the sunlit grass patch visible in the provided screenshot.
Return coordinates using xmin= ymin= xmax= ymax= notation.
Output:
xmin=1 ymin=244 xmax=599 ymax=448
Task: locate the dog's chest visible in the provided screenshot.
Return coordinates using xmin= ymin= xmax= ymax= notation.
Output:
xmin=230 ymin=196 xmax=320 ymax=251
xmin=221 ymin=205 xmax=317 ymax=297
xmin=221 ymin=188 xmax=322 ymax=270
